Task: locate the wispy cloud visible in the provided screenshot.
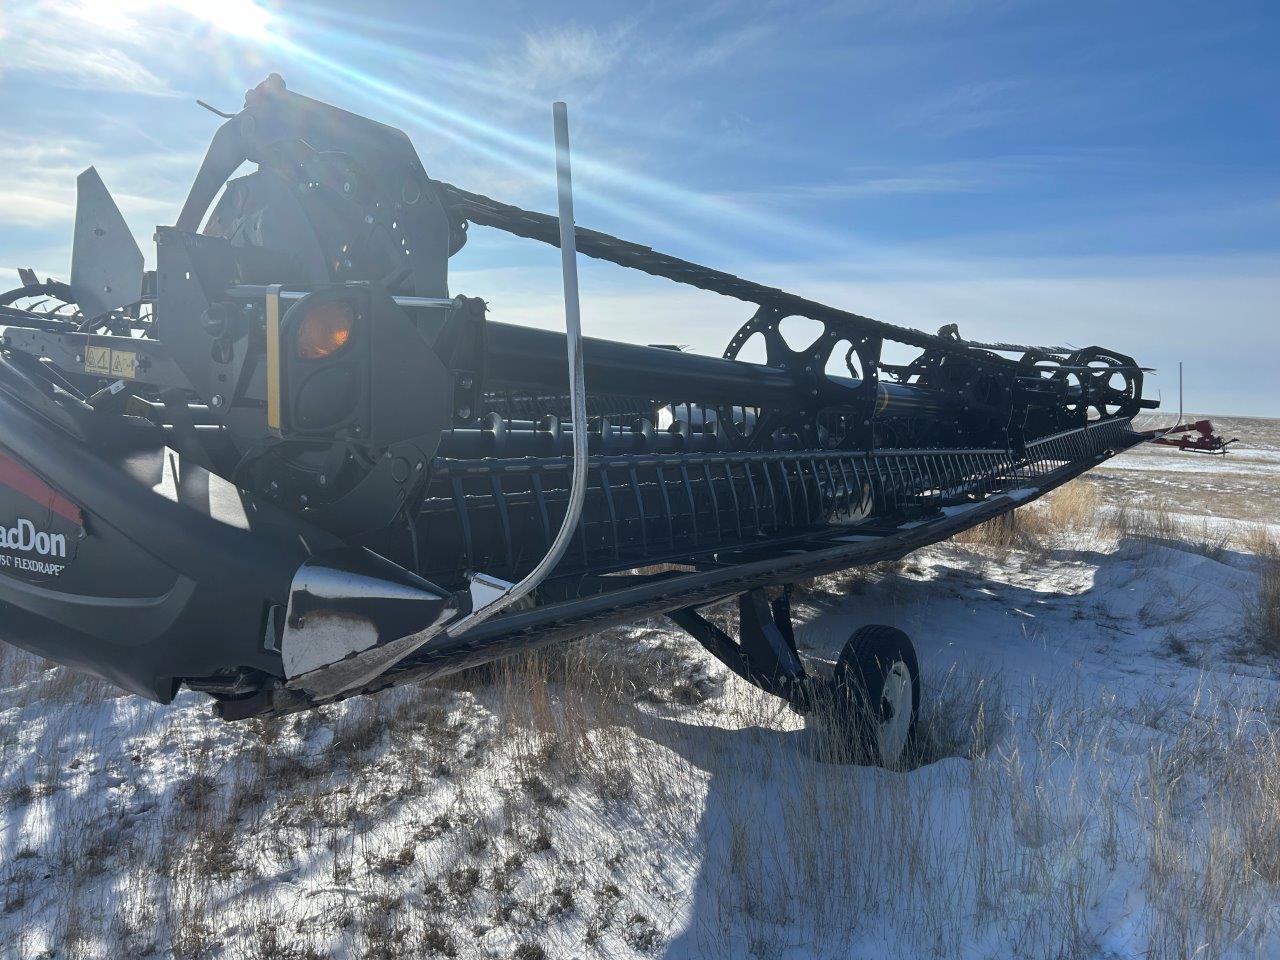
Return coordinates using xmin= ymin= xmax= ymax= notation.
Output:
xmin=0 ymin=130 xmax=200 ymax=284
xmin=0 ymin=0 xmax=271 ymax=95
xmin=719 ymin=152 xmax=1140 ymax=208
xmin=0 ymin=40 xmax=165 ymax=94
xmin=492 ymin=14 xmax=772 ymax=105
xmin=896 ymin=78 xmax=1025 ymax=137
xmin=729 ymin=168 xmax=984 ymax=205
xmin=495 ymin=23 xmax=635 ymax=104
xmin=0 ymin=2 xmax=171 ymax=94
xmin=0 ymin=138 xmax=88 ymax=228
xmin=518 ymin=25 xmax=627 ymax=88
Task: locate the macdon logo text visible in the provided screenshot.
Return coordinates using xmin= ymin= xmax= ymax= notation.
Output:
xmin=1 ymin=518 xmax=68 ymax=558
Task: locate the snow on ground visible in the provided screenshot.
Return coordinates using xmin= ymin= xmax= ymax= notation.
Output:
xmin=1092 ymin=414 xmax=1280 ymax=527
xmin=0 ymin=434 xmax=1278 ymax=959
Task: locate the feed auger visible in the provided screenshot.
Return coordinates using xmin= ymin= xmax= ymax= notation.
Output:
xmin=0 ymin=76 xmax=1165 ymax=764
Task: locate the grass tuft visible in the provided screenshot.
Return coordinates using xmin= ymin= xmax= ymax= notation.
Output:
xmin=1244 ymin=527 xmax=1280 ymax=656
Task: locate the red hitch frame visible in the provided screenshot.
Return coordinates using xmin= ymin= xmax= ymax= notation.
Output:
xmin=1144 ymin=419 xmax=1236 ymax=455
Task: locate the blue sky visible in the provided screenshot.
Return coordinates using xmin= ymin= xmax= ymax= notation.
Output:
xmin=1 ymin=0 xmax=1277 ymax=414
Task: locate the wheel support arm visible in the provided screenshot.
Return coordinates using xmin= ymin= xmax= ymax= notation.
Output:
xmin=667 ymin=588 xmax=816 ymax=712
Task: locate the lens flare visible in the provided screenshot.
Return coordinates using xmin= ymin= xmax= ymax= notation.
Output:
xmin=201 ymin=5 xmax=876 ymax=265
xmin=55 ymin=0 xmax=885 ymax=269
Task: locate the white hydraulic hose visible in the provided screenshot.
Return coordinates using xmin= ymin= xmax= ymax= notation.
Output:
xmin=1148 ymin=359 xmax=1185 ymax=444
xmin=445 ymin=101 xmax=589 ymax=638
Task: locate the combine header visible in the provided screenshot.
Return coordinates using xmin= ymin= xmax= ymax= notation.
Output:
xmin=0 ymin=76 xmax=1175 ymax=763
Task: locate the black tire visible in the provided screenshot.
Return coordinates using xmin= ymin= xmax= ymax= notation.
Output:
xmin=828 ymin=624 xmax=921 ymax=766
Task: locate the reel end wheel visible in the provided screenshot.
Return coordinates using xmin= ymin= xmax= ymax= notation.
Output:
xmin=808 ymin=624 xmax=921 ymax=766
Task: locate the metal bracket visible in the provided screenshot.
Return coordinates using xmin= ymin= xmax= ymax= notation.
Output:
xmin=431 ymin=296 xmax=488 ymax=426
xmin=667 ymin=587 xmax=815 ymax=712
xmin=69 ymin=168 xmax=144 ymax=320
xmin=280 ymin=547 xmax=463 ymax=700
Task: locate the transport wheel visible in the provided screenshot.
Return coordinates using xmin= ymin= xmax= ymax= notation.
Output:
xmin=827 ymin=625 xmax=921 ymax=766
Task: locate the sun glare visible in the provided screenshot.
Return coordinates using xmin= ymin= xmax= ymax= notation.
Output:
xmin=173 ymin=0 xmax=275 ymax=39
xmin=73 ymin=0 xmax=275 ymax=41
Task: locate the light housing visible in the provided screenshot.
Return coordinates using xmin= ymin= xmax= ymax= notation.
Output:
xmin=270 ymin=285 xmax=453 ymax=454
xmin=274 ymin=289 xmax=369 ymax=440
xmin=295 ymin=300 xmax=355 ymax=360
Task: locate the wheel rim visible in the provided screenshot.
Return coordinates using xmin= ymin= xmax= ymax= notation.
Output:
xmin=876 ymin=660 xmax=914 ymax=762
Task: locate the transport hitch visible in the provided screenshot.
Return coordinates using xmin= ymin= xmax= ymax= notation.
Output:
xmin=1145 ymin=419 xmax=1237 ymax=455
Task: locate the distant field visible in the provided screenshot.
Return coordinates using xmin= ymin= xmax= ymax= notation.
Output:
xmin=1096 ymin=414 xmax=1280 ymax=525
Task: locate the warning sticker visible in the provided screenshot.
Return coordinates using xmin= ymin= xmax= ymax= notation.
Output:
xmin=84 ymin=344 xmax=112 ymax=376
xmin=84 ymin=344 xmax=140 ymax=380
xmin=109 ymin=350 xmax=138 ymax=380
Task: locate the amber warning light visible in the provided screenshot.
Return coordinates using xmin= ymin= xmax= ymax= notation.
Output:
xmin=295 ymin=301 xmax=355 ymax=360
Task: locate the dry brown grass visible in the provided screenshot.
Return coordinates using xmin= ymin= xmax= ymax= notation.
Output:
xmin=10 ymin=624 xmax=1280 ymax=959
xmin=1132 ymin=688 xmax=1280 ymax=959
xmin=1043 ymin=476 xmax=1103 ymax=531
xmin=1244 ymin=527 xmax=1280 ymax=656
xmin=955 ymin=480 xmax=1244 ymax=571
xmin=5 ymin=464 xmax=1280 ymax=958
xmin=1106 ymin=497 xmax=1238 ymax=562
xmin=682 ymin=670 xmax=1280 ymax=960
xmin=1108 ymin=497 xmax=1183 ymax=544
xmin=954 ymin=478 xmax=1100 ymax=549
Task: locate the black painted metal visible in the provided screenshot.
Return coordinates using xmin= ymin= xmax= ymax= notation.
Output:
xmin=411 ymin=417 xmax=1133 ymax=589
xmin=667 ymin=589 xmax=814 ymax=711
xmin=439 ymin=182 xmax=1069 ymax=360
xmin=271 ymin=419 xmax=1142 ymax=720
xmin=0 ymin=76 xmax=1160 ymax=720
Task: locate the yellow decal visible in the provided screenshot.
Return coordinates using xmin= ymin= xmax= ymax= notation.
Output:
xmin=266 ymin=285 xmax=283 ymax=432
xmin=109 ymin=350 xmax=138 ymax=380
xmin=85 ymin=344 xmax=141 ymax=380
xmin=84 ymin=345 xmax=111 ymax=377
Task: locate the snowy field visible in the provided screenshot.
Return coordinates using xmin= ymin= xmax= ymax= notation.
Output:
xmin=1 ymin=420 xmax=1278 ymax=959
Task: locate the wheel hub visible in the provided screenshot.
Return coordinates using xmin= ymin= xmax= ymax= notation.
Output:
xmin=876 ymin=659 xmax=914 ymax=762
